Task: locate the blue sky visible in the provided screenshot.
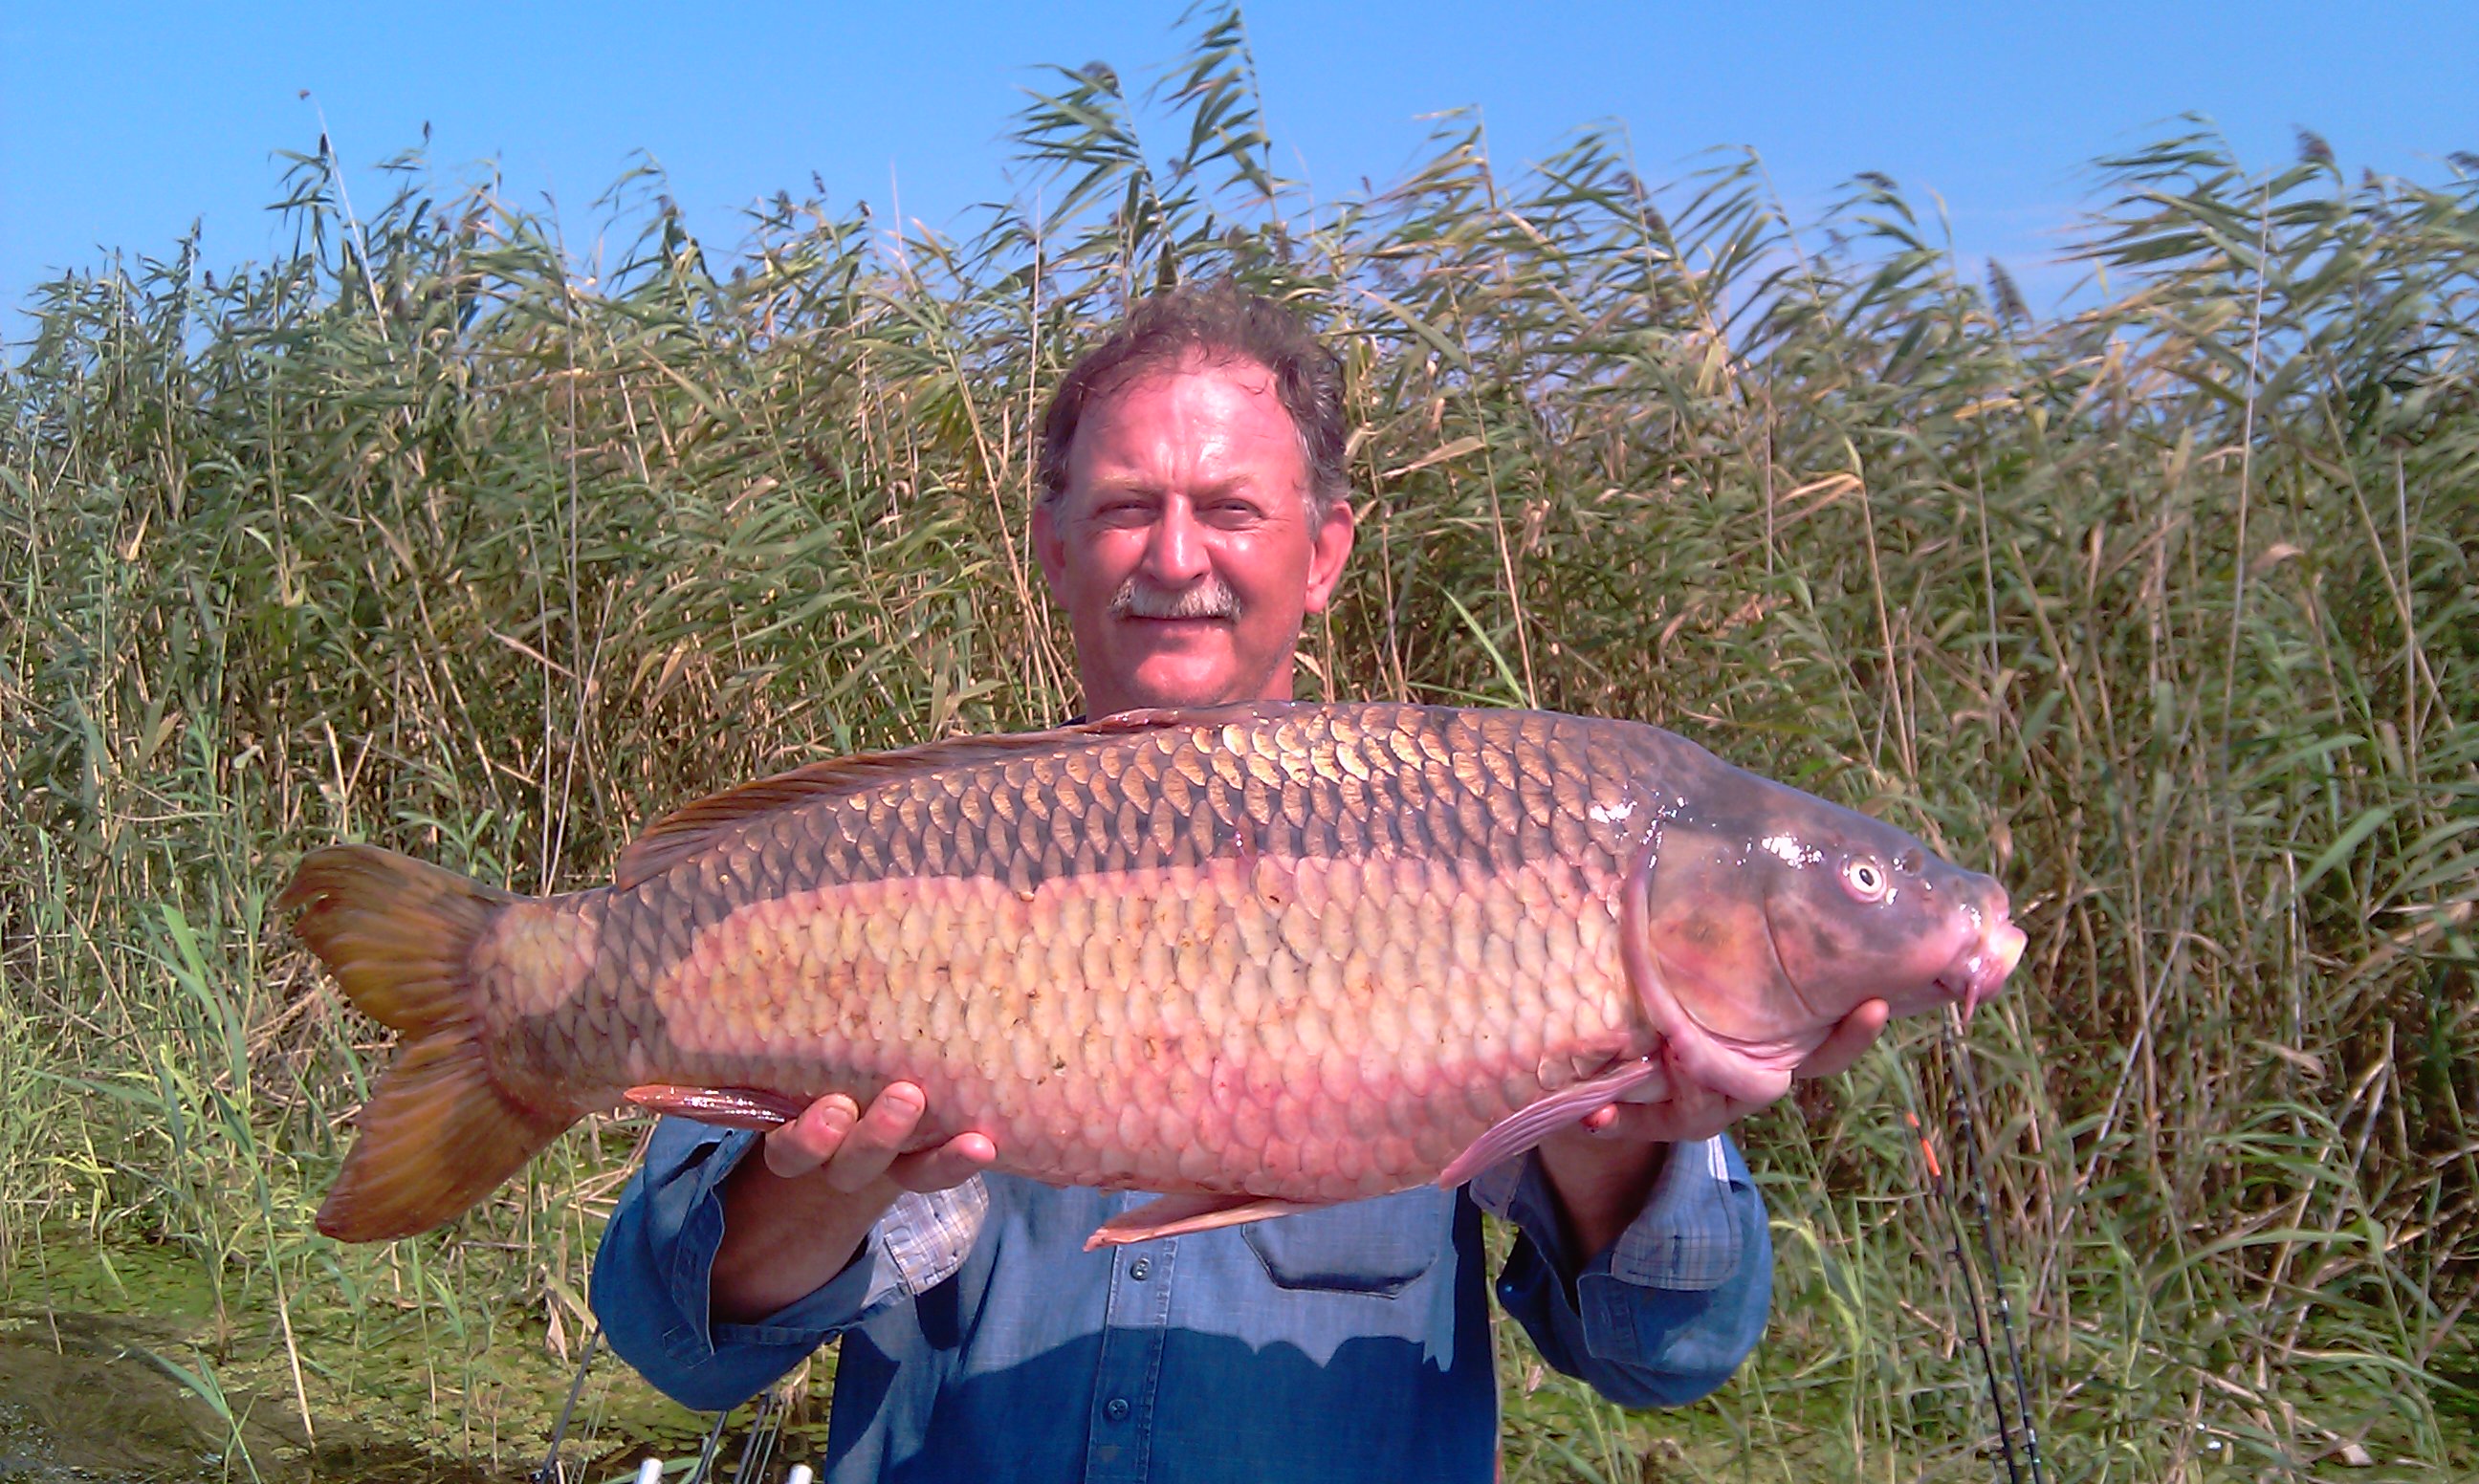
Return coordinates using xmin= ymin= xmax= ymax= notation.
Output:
xmin=3 ymin=2 xmax=2472 ymax=337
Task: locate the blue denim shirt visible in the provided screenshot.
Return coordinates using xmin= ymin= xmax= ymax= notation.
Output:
xmin=590 ymin=1119 xmax=1770 ymax=1483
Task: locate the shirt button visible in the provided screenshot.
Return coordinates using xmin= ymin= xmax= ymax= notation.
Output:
xmin=1129 ymin=1257 xmax=1151 ymax=1281
xmin=1105 ymin=1397 xmax=1131 ymax=1423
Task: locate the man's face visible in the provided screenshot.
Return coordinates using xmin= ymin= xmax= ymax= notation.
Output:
xmin=1034 ymin=356 xmax=1354 ymax=719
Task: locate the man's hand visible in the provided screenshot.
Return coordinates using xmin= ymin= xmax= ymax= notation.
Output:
xmin=757 ymin=1081 xmax=997 ymax=1192
xmin=1531 ymin=998 xmax=1893 ymax=1258
xmin=709 ymin=1082 xmax=996 ymax=1323
xmin=1789 ymin=996 xmax=1892 ymax=1083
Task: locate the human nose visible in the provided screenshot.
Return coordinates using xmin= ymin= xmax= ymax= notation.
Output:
xmin=1141 ymin=500 xmax=1210 ymax=585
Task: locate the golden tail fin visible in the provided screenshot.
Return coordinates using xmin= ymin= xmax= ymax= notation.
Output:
xmin=280 ymin=844 xmax=575 ymax=1241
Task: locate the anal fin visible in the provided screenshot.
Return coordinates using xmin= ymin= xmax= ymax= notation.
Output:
xmin=1083 ymin=1191 xmax=1320 ymax=1251
xmin=625 ymin=1084 xmax=811 ymax=1130
xmin=1435 ymin=1057 xmax=1668 ymax=1189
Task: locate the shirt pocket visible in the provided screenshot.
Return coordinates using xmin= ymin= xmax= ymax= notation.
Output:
xmin=1241 ymin=1189 xmax=1453 ymax=1298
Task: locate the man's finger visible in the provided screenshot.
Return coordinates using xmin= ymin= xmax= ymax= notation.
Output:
xmin=1794 ymin=998 xmax=1892 ymax=1081
xmin=888 ymin=1133 xmax=998 ymax=1194
xmin=761 ymin=1094 xmax=858 ymax=1179
xmin=822 ymin=1082 xmax=928 ymax=1193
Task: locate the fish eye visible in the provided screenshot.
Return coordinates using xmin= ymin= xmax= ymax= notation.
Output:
xmin=1843 ymin=856 xmax=1889 ymax=902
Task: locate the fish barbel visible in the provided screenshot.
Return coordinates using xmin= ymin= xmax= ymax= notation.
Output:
xmin=281 ymin=701 xmax=2026 ymax=1246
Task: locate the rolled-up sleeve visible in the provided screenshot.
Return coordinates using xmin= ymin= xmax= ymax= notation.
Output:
xmin=590 ymin=1118 xmax=888 ymax=1411
xmin=1475 ymin=1133 xmax=1771 ymax=1408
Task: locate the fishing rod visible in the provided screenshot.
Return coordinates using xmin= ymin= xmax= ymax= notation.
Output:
xmin=727 ymin=1388 xmax=789 ymax=1484
xmin=536 ymin=1324 xmax=603 ymax=1484
xmin=537 ymin=1319 xmax=808 ymax=1484
xmin=1900 ymin=1098 xmax=2017 ymax=1484
xmin=1941 ymin=1015 xmax=2049 ymax=1484
xmin=1897 ymin=1018 xmax=2048 ymax=1484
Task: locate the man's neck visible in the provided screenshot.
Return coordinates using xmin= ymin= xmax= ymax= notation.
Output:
xmin=1080 ymin=671 xmax=1297 ymax=722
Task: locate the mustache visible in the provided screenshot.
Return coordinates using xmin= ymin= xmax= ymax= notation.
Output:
xmin=1108 ymin=575 xmax=1243 ymax=622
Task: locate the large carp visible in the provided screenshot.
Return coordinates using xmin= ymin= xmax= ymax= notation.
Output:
xmin=282 ymin=701 xmax=2024 ymax=1247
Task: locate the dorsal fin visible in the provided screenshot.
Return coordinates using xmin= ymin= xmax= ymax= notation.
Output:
xmin=610 ymin=703 xmax=1284 ymax=890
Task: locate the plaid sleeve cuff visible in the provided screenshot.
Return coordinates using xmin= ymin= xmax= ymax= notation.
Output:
xmin=1477 ymin=1134 xmax=1745 ymax=1292
xmin=634 ymin=1123 xmax=992 ymax=1358
xmin=722 ymin=1174 xmax=992 ymax=1344
xmin=876 ymin=1178 xmax=990 ymax=1295
xmin=1608 ymin=1135 xmax=1743 ymax=1291
xmin=1484 ymin=1131 xmax=1768 ymax=1395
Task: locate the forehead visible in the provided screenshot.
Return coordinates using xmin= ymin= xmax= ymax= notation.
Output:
xmin=1068 ymin=357 xmax=1302 ymax=479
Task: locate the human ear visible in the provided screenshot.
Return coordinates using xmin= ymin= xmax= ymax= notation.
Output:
xmin=1031 ymin=494 xmax=1070 ymax=603
xmin=1301 ymin=497 xmax=1356 ymax=616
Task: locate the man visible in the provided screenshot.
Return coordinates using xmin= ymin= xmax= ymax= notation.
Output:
xmin=591 ymin=285 xmax=1888 ymax=1480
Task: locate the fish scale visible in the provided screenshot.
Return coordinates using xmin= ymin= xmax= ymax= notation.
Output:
xmin=508 ymin=708 xmax=1630 ymax=1195
xmin=282 ymin=700 xmax=2026 ymax=1244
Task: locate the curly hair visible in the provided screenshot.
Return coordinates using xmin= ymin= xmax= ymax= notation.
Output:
xmin=1037 ymin=284 xmax=1349 ymax=521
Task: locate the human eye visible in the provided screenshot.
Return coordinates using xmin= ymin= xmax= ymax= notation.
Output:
xmin=1201 ymin=494 xmax=1267 ymax=527
xmin=1091 ymin=493 xmax=1156 ymax=526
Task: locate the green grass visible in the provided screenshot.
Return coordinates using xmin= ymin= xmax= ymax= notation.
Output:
xmin=3 ymin=9 xmax=2473 ymax=1479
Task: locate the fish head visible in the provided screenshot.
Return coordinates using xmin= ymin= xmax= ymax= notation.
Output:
xmin=1637 ymin=784 xmax=2025 ymax=1052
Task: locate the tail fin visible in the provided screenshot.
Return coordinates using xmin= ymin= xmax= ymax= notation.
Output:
xmin=280 ymin=844 xmax=574 ymax=1241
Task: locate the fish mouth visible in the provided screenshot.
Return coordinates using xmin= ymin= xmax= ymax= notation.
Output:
xmin=1931 ymin=918 xmax=2028 ymax=1024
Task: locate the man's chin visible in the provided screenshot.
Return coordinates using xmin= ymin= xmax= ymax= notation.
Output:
xmin=1103 ymin=630 xmax=1224 ymax=695
xmin=1120 ymin=657 xmax=1258 ymax=711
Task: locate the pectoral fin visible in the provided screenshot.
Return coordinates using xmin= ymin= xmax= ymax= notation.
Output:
xmin=1084 ymin=1192 xmax=1321 ymax=1251
xmin=624 ymin=1084 xmax=811 ymax=1130
xmin=1434 ymin=1057 xmax=1668 ymax=1189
